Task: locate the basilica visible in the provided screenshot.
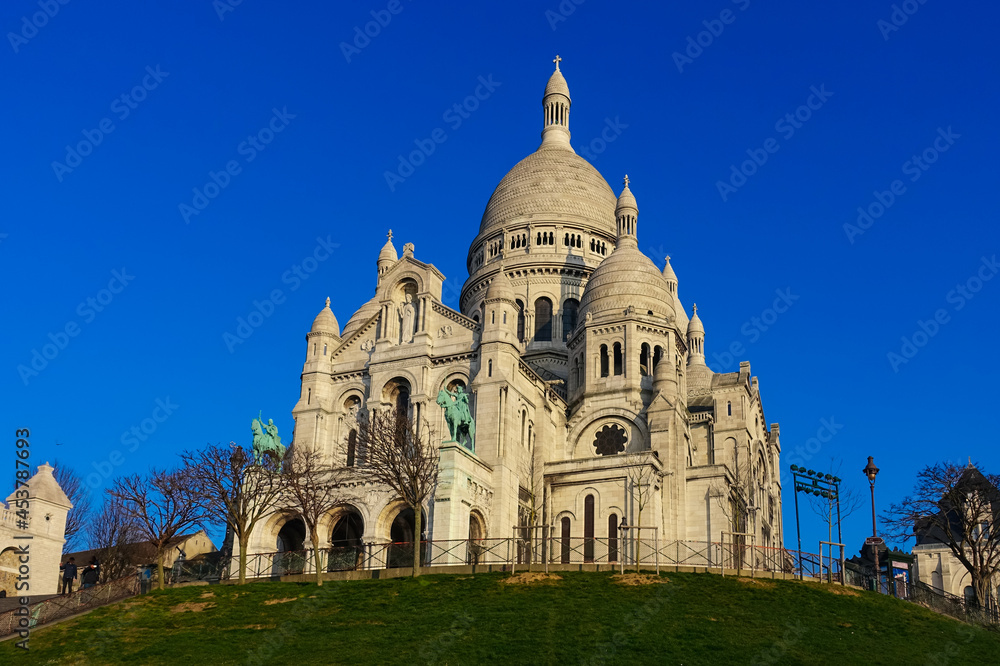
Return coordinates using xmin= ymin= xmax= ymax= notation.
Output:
xmin=245 ymin=59 xmax=785 ymax=566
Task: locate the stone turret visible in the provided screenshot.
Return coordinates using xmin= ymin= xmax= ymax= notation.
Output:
xmin=615 ymin=175 xmax=638 ymax=240
xmin=377 ymin=230 xmax=398 ymax=285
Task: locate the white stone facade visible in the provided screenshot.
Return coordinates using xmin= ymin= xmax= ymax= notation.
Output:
xmin=0 ymin=464 xmax=72 ymax=596
xmin=246 ymin=61 xmax=784 ymax=564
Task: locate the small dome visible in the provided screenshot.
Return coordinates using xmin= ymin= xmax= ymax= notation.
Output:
xmin=342 ymin=294 xmax=380 ymax=338
xmin=687 ymin=305 xmax=704 ymax=335
xmin=484 ymin=267 xmax=516 ymax=303
xmin=580 ymin=237 xmax=673 ymax=319
xmin=545 ymin=66 xmax=570 ymax=100
xmin=662 ymin=256 xmax=677 ymax=282
xmin=615 ymin=178 xmax=637 ymax=215
xmin=378 ymin=230 xmax=398 ymax=264
xmin=311 ymin=297 xmax=340 ymax=336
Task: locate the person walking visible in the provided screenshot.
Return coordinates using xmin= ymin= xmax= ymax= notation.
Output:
xmin=60 ymin=557 xmax=78 ymax=595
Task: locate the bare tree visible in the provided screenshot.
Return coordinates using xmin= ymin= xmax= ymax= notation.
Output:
xmin=807 ymin=458 xmax=865 ymax=547
xmin=624 ymin=451 xmax=660 ymax=572
xmin=883 ymin=462 xmax=1000 ymax=608
xmin=180 ymin=442 xmax=285 ymax=584
xmin=710 ymin=447 xmax=756 ymax=569
xmin=352 ymin=409 xmax=439 ymax=577
xmin=87 ymin=496 xmax=141 ymax=583
xmin=52 ymin=460 xmax=91 ymax=552
xmin=107 ymin=469 xmax=205 ymax=590
xmin=517 ymin=453 xmax=543 ymax=565
xmin=280 ymin=446 xmax=352 ymax=586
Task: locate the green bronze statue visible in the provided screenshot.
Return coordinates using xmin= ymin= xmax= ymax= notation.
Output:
xmin=252 ymin=411 xmax=286 ymax=468
xmin=437 ymin=386 xmax=475 ymax=452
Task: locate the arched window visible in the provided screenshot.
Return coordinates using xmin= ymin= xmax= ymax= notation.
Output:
xmin=727 ymin=401 xmax=732 ymax=416
xmin=491 ymin=310 xmax=495 ymax=325
xmin=323 ymin=344 xmax=327 ymax=355
xmin=534 ymin=297 xmax=553 ymax=342
xmin=600 ymin=344 xmax=609 ymax=377
xmin=346 ymin=429 xmax=357 ymax=467
xmin=473 ymin=312 xmax=480 ymax=323
xmin=515 ymin=299 xmax=525 ymax=342
xmin=548 ymin=232 xmax=554 ymax=245
xmin=488 ymin=359 xmax=493 ymax=377
xmin=640 ymin=343 xmax=650 ymax=376
xmin=307 ymin=388 xmax=311 ymax=405
xmin=584 ymin=495 xmax=595 ymax=563
xmin=562 ymin=299 xmax=579 ymax=341
xmin=653 ymin=345 xmax=663 ymax=370
xmin=521 ymin=411 xmax=528 ymax=448
xmin=537 ymin=232 xmax=542 ymax=245
xmin=312 ymin=343 xmax=317 ymax=356
xmin=503 ymin=311 xmax=507 ymax=324
xmin=564 ymin=232 xmax=570 ymax=246
xmin=608 ymin=515 xmax=619 ymax=563
xmin=613 ymin=342 xmax=623 ymax=376
xmin=576 ymin=236 xmax=582 ymax=248
xmin=561 ymin=517 xmax=571 ymax=564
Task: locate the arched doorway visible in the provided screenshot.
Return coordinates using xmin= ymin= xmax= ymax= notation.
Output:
xmin=388 ymin=507 xmax=426 ymax=569
xmin=275 ymin=517 xmax=306 ymax=575
xmin=383 ymin=377 xmax=411 ymax=419
xmin=329 ymin=509 xmax=365 ymax=571
xmin=468 ymin=511 xmax=486 ymax=565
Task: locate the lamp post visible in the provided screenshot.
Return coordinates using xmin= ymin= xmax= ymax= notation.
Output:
xmin=863 ymin=456 xmax=880 ymax=592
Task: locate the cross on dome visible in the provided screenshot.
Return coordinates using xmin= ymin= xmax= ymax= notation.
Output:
xmin=623 ymin=174 xmax=630 ymax=187
xmin=553 ymin=54 xmax=562 ymax=70
xmin=387 ymin=229 xmax=393 ymax=241
xmin=325 ymin=297 xmax=331 ymax=308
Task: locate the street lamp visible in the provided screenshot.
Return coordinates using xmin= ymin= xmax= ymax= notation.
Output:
xmin=863 ymin=456 xmax=881 ymax=592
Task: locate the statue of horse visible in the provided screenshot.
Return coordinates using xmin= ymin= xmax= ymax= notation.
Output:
xmin=252 ymin=412 xmax=287 ymax=468
xmin=437 ymin=388 xmax=475 ymax=452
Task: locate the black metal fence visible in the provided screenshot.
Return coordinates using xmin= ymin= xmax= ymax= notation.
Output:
xmin=0 ymin=575 xmax=141 ymax=638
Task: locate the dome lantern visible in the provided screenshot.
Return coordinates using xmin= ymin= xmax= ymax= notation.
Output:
xmin=615 ymin=175 xmax=638 ymax=241
xmin=541 ymin=55 xmax=572 ymax=150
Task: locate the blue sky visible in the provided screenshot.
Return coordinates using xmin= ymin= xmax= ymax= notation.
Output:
xmin=2 ymin=0 xmax=998 ymax=558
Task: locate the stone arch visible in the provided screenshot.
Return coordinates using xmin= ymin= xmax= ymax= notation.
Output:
xmin=380 ymin=376 xmax=413 ymax=417
xmin=386 ymin=271 xmax=425 ymax=298
xmin=569 ymin=410 xmax=648 ymax=458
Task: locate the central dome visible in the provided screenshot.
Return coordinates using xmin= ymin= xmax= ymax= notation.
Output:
xmin=478 ymin=145 xmax=617 ymax=236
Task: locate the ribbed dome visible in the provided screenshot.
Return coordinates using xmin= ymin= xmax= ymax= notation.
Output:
xmin=378 ymin=232 xmax=398 ymax=263
xmin=580 ymin=237 xmax=673 ymax=319
xmin=687 ymin=307 xmax=704 ymax=335
xmin=311 ymin=297 xmax=340 ymax=336
xmin=545 ymin=68 xmax=570 ymax=99
xmin=662 ymin=255 xmax=677 ymax=282
xmin=342 ymin=294 xmax=380 ymax=338
xmin=479 ymin=147 xmax=617 ymax=236
xmin=484 ymin=267 xmax=516 ymax=302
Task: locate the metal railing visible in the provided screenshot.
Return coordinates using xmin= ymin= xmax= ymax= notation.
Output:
xmin=233 ymin=538 xmax=807 ymax=580
xmin=0 ymin=574 xmax=141 ymax=638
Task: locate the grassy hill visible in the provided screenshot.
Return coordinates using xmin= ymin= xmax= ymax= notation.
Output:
xmin=4 ymin=570 xmax=997 ymax=664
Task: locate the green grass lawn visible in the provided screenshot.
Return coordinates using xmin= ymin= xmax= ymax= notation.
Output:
xmin=3 ymin=571 xmax=997 ymax=665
